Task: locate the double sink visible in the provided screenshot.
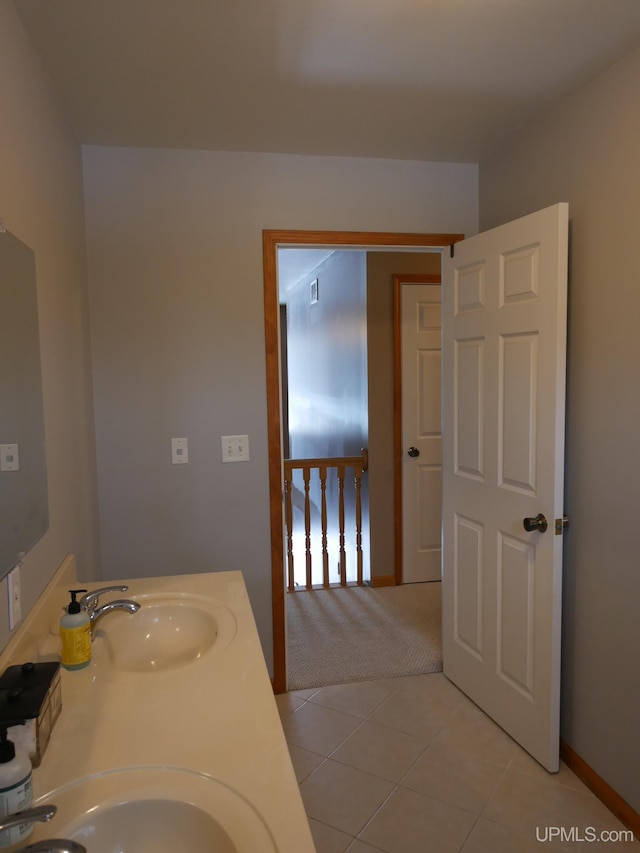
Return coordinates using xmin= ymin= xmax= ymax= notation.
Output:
xmin=4 ymin=565 xmax=314 ymax=852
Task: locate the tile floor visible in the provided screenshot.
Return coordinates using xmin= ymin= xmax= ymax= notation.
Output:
xmin=276 ymin=673 xmax=639 ymax=852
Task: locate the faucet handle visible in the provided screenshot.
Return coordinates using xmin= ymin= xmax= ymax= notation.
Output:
xmin=79 ymin=586 xmax=129 ymax=611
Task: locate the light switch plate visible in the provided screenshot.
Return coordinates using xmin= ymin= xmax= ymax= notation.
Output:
xmin=221 ymin=435 xmax=250 ymax=463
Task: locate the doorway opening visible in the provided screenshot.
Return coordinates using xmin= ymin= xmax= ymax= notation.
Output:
xmin=263 ymin=229 xmax=464 ymax=693
xmin=279 ymin=248 xmax=370 ymax=589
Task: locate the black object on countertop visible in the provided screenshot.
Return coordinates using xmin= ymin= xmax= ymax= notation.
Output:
xmin=0 ymin=661 xmax=60 ymax=721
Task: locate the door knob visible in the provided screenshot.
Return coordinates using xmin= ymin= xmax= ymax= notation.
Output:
xmin=523 ymin=514 xmax=548 ymax=533
xmin=408 ymin=447 xmax=420 ymax=458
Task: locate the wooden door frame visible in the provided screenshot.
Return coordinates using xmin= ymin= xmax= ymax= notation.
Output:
xmin=392 ymin=273 xmax=442 ymax=585
xmin=263 ymin=230 xmax=464 ymax=694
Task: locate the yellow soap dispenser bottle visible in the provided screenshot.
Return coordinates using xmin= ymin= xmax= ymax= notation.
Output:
xmin=60 ymin=589 xmax=91 ymax=670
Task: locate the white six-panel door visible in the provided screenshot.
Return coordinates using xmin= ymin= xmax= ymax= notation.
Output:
xmin=401 ymin=282 xmax=443 ymax=583
xmin=442 ymin=203 xmax=569 ymax=771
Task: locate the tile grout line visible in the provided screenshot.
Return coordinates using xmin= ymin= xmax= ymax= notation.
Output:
xmin=285 ymin=680 xmax=636 ymax=853
xmin=346 ymin=683 xmax=475 ymax=848
xmin=356 ymin=689 xmax=525 ymax=849
xmin=291 ymin=683 xmax=410 ymax=847
xmin=287 ymin=678 xmax=515 ymax=850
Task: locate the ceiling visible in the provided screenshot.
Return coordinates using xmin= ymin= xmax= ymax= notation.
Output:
xmin=13 ymin=0 xmax=640 ymax=163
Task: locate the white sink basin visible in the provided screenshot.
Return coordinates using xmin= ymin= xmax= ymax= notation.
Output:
xmin=32 ymin=767 xmax=277 ymax=852
xmin=93 ymin=593 xmax=237 ymax=672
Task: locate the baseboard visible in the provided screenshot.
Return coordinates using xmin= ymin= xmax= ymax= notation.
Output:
xmin=560 ymin=740 xmax=639 ymax=839
xmin=369 ymin=575 xmax=397 ymax=588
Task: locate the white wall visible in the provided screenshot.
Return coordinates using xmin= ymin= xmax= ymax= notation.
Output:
xmin=480 ymin=46 xmax=640 ymax=814
xmin=82 ymin=145 xmax=478 ymax=672
xmin=0 ymin=3 xmax=101 ymax=650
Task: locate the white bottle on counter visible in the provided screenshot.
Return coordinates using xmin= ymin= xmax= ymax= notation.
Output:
xmin=0 ymin=727 xmax=33 ymax=851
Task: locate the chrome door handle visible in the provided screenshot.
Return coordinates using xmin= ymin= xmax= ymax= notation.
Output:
xmin=523 ymin=514 xmax=548 ymax=533
xmin=408 ymin=447 xmax=420 ymax=458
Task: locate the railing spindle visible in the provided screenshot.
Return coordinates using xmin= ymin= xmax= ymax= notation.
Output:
xmin=319 ymin=465 xmax=329 ymax=588
xmin=354 ymin=467 xmax=363 ymax=586
xmin=284 ymin=472 xmax=295 ymax=591
xmin=303 ymin=466 xmax=312 ymax=590
xmin=337 ymin=463 xmax=347 ymax=587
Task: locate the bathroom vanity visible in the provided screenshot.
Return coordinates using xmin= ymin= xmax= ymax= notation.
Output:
xmin=0 ymin=555 xmax=315 ymax=852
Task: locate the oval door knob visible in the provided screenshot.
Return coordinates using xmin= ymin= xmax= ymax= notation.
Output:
xmin=408 ymin=447 xmax=420 ymax=458
xmin=523 ymin=513 xmax=548 ymax=533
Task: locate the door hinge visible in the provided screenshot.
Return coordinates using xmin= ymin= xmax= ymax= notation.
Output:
xmin=555 ymin=516 xmax=570 ymax=535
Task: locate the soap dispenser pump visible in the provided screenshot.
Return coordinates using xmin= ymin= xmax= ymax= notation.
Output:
xmin=0 ymin=726 xmax=33 ymax=850
xmin=60 ymin=589 xmax=91 ymax=671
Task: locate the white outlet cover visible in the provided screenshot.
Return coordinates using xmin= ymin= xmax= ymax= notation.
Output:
xmin=0 ymin=443 xmax=19 ymax=471
xmin=171 ymin=437 xmax=189 ymax=464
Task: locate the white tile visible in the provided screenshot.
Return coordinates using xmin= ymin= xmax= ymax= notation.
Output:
xmin=332 ymin=719 xmax=429 ymax=782
xmin=275 ymin=691 xmax=305 ymax=718
xmin=288 ymin=673 xmax=637 ymax=853
xmin=509 ymin=748 xmax=589 ymax=792
xmin=402 ymin=741 xmax=506 ymax=814
xmin=291 ymin=687 xmax=323 ymax=700
xmin=377 ymin=672 xmax=466 ymax=709
xmin=430 ymin=700 xmax=518 ymax=766
xmin=288 ymin=743 xmax=325 ymax=783
xmin=309 ymin=680 xmax=394 ymax=718
xmin=368 ymin=685 xmax=457 ymax=740
xmin=281 ymin=699 xmax=361 ymax=756
xmin=347 ymin=841 xmax=387 ymax=852
xmin=309 ymin=818 xmax=354 ymax=853
xmin=461 ymin=817 xmax=569 ymax=852
xmin=484 ymin=767 xmax=634 ymax=852
xmin=299 ymin=758 xmax=395 ymax=836
xmin=360 ymin=785 xmax=476 ymax=853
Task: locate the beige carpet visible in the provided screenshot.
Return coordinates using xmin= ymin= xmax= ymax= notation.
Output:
xmin=286 ymin=581 xmax=442 ymax=690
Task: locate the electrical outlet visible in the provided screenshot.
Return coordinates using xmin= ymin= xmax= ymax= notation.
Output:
xmin=171 ymin=437 xmax=189 ymax=464
xmin=7 ymin=564 xmax=21 ymax=629
xmin=0 ymin=443 xmax=19 ymax=472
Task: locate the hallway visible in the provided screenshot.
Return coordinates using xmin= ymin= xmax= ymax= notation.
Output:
xmin=286 ymin=582 xmax=441 ymax=690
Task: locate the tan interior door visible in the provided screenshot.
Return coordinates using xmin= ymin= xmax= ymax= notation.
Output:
xmin=401 ymin=282 xmax=443 ymax=583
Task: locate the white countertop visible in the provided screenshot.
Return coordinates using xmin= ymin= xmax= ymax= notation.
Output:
xmin=0 ymin=555 xmax=315 ymax=852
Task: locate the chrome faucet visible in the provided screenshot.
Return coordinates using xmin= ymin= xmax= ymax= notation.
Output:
xmin=79 ymin=585 xmax=141 ymax=630
xmin=0 ymin=804 xmax=56 ymax=833
xmin=79 ymin=585 xmax=128 ymax=613
xmin=0 ymin=805 xmax=85 ymax=852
